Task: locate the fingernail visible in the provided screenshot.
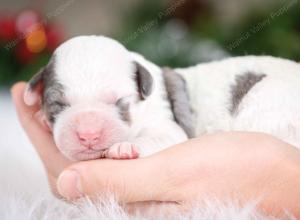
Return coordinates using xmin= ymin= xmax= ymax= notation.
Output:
xmin=57 ymin=170 xmax=83 ymax=200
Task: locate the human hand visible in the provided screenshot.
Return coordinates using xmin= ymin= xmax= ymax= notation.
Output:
xmin=12 ymin=82 xmax=300 ymax=217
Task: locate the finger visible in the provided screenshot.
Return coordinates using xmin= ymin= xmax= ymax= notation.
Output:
xmin=11 ymin=82 xmax=71 ymax=176
xmin=11 ymin=82 xmax=41 ymax=129
xmin=57 ymin=157 xmax=167 ymax=203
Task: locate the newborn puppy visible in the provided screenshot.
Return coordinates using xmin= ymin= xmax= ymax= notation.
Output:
xmin=24 ymin=35 xmax=300 ymax=161
xmin=24 ymin=36 xmax=187 ymax=161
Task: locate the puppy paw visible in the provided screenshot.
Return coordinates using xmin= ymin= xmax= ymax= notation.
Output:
xmin=105 ymin=142 xmax=140 ymax=159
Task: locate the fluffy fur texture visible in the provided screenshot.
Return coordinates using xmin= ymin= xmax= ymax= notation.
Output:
xmin=0 ymin=194 xmax=285 ymax=220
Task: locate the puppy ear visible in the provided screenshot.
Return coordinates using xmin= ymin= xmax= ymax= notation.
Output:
xmin=24 ymin=67 xmax=45 ymax=106
xmin=134 ymin=61 xmax=153 ymax=100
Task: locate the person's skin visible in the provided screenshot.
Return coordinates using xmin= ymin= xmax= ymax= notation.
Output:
xmin=11 ymin=82 xmax=300 ymax=217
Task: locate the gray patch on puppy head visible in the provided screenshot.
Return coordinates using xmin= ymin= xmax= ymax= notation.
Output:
xmin=162 ymin=68 xmax=196 ymax=138
xmin=41 ymin=58 xmax=68 ymax=123
xmin=230 ymin=72 xmax=266 ymax=115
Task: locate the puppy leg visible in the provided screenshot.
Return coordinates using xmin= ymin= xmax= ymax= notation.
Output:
xmin=105 ymin=120 xmax=187 ymax=159
xmin=105 ymin=142 xmax=140 ymax=159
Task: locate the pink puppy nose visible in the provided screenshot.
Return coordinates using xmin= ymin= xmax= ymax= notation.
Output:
xmin=77 ymin=132 xmax=101 ymax=148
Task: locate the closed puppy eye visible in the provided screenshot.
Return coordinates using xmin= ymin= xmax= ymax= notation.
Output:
xmin=53 ymin=101 xmax=67 ymax=106
xmin=116 ymin=97 xmax=131 ymax=112
xmin=51 ymin=101 xmax=69 ymax=110
xmin=115 ymin=98 xmax=125 ymax=106
xmin=115 ymin=96 xmax=131 ymax=107
xmin=116 ymin=97 xmax=131 ymax=123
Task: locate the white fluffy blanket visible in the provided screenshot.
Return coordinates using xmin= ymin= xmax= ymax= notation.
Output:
xmin=0 ymin=91 xmax=289 ymax=220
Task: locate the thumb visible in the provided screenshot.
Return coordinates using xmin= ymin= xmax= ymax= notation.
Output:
xmin=56 ymin=157 xmax=165 ymax=203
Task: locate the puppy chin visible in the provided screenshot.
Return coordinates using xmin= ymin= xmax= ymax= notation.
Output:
xmin=64 ymin=149 xmax=105 ymax=161
xmin=54 ymin=126 xmax=129 ymax=161
xmin=55 ymin=135 xmax=122 ymax=161
xmin=58 ymin=141 xmax=111 ymax=161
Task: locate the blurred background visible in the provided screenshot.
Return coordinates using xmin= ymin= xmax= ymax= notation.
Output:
xmin=0 ymin=0 xmax=300 ymax=87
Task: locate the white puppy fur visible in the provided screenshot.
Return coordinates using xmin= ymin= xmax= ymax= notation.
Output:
xmin=176 ymin=56 xmax=300 ymax=147
xmin=24 ymin=35 xmax=300 ymax=161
